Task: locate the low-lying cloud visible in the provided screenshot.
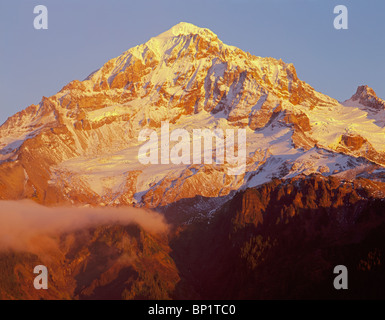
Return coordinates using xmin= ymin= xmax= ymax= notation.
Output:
xmin=0 ymin=200 xmax=168 ymax=253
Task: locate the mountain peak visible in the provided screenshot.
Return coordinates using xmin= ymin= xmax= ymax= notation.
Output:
xmin=348 ymin=85 xmax=385 ymax=111
xmin=353 ymin=85 xmax=377 ymax=99
xmin=168 ymin=22 xmax=207 ymax=35
xmin=122 ymin=22 xmax=222 ymax=60
xmin=155 ymin=22 xmax=216 ymax=39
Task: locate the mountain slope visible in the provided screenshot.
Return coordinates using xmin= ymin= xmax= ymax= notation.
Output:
xmin=171 ymin=174 xmax=385 ymax=299
xmin=0 ymin=223 xmax=179 ymax=300
xmin=2 ymin=174 xmax=385 ymax=299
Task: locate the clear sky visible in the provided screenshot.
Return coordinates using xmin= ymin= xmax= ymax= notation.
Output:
xmin=0 ymin=0 xmax=384 ymax=124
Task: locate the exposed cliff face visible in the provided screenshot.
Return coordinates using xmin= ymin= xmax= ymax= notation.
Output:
xmin=350 ymin=85 xmax=385 ymax=111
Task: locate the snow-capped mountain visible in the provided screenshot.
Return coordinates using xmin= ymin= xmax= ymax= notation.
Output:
xmin=0 ymin=22 xmax=384 ymax=210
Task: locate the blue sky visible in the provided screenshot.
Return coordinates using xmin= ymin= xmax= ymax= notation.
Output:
xmin=0 ymin=0 xmax=384 ymax=124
